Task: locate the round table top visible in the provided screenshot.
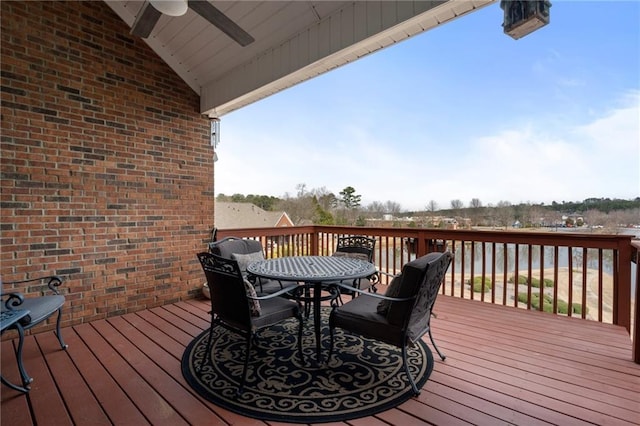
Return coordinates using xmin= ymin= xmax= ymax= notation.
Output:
xmin=247 ymin=255 xmax=376 ymax=283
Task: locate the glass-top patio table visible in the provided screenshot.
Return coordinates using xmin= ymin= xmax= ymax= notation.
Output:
xmin=247 ymin=255 xmax=376 ymax=363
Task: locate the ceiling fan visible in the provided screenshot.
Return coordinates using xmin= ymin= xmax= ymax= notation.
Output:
xmin=131 ymin=0 xmax=254 ymax=47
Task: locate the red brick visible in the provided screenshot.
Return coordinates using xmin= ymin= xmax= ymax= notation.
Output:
xmin=1 ymin=1 xmax=213 ymax=333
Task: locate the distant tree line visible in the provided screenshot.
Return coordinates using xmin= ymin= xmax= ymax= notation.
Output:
xmin=217 ymin=188 xmax=640 ymax=229
xmin=550 ymin=198 xmax=640 ymax=214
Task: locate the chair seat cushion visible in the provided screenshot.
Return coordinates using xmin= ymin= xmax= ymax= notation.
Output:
xmin=18 ymin=295 xmax=64 ymax=327
xmin=252 ymin=297 xmax=300 ymax=328
xmin=332 ymin=295 xmax=404 ymax=347
xmin=253 ymin=278 xmax=284 ymax=295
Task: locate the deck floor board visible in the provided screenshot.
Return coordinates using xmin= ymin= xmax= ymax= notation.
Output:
xmin=2 ymin=295 xmax=639 ymax=425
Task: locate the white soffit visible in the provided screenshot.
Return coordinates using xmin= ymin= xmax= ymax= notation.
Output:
xmin=201 ymin=0 xmax=494 ymax=117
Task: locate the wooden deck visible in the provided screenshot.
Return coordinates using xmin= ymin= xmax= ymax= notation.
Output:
xmin=2 ymin=295 xmax=639 ymax=425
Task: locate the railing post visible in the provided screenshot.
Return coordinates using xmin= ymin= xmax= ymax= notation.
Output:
xmin=632 ymin=240 xmax=640 ymax=364
xmin=310 ymin=230 xmax=319 ymax=256
xmin=615 ymin=239 xmax=632 ymax=331
xmin=416 ymin=230 xmax=428 ymax=258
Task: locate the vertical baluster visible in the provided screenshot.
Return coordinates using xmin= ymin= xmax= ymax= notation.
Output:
xmin=383 ymin=235 xmax=389 ymax=276
xmin=490 ymin=242 xmax=496 ymax=304
xmin=502 ymin=242 xmax=508 ymax=305
xmin=527 ymin=244 xmax=533 ymax=310
xmin=598 ymin=249 xmax=603 ymax=322
xmin=481 ymin=241 xmax=487 ymax=302
xmin=449 ymin=240 xmax=457 ymax=296
xmin=470 ymin=241 xmax=476 ymax=301
xmin=392 ymin=236 xmax=398 ymax=275
xmin=514 ymin=244 xmax=519 ymax=308
xmin=539 ymin=245 xmax=545 ymax=312
xmin=460 ymin=241 xmax=466 ymax=299
xmin=553 ymin=246 xmax=559 ymax=314
xmin=568 ymin=247 xmax=574 ymax=318
xmin=582 ymin=247 xmax=588 ymax=319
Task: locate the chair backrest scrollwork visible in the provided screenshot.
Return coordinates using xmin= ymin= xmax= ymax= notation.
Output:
xmin=197 ymin=252 xmax=251 ymax=327
xmin=334 ymin=236 xmax=376 ymax=262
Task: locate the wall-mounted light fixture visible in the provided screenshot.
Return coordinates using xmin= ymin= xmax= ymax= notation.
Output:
xmin=210 ymin=117 xmax=220 ymax=162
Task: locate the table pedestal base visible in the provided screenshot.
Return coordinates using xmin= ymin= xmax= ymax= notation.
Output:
xmin=293 ymin=282 xmax=340 ymax=364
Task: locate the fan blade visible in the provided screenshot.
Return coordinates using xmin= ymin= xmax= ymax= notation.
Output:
xmin=188 ymin=0 xmax=255 ymax=47
xmin=131 ymin=1 xmax=162 ymax=38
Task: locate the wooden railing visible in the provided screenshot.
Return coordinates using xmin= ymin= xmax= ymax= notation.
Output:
xmin=216 ymin=225 xmax=639 ymax=363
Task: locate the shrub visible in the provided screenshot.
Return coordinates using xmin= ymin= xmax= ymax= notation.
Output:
xmin=509 ymin=275 xmax=528 ymax=285
xmin=518 ymin=293 xmax=555 ymax=313
xmin=470 ymin=276 xmax=492 ymax=292
xmin=509 ymin=274 xmax=554 ymax=288
xmin=572 ymin=303 xmax=584 ymax=315
xmin=517 ymin=293 xmax=584 ymax=315
xmin=553 ymin=297 xmax=570 ymax=314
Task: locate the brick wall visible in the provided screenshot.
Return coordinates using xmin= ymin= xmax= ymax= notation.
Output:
xmin=1 ymin=1 xmax=214 ymax=330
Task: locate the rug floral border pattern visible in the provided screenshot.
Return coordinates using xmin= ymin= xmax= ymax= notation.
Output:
xmin=182 ymin=312 xmax=433 ymax=423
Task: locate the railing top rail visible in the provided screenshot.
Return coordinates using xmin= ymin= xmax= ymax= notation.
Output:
xmin=216 ymin=226 xmax=315 ymax=239
xmin=218 ymin=226 xmax=634 ymax=249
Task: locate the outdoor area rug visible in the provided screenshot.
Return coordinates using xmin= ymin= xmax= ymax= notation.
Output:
xmin=181 ymin=308 xmax=434 ymax=423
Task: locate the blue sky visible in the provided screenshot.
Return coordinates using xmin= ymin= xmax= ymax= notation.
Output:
xmin=216 ymin=1 xmax=639 ymax=212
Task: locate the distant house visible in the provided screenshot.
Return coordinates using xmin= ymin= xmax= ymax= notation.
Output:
xmin=442 ymin=218 xmax=459 ymax=230
xmin=215 ymin=202 xmax=294 ymax=229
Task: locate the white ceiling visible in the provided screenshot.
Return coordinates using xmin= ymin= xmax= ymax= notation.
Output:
xmin=105 ymin=1 xmax=494 ymax=117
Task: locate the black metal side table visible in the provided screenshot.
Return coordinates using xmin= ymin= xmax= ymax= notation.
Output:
xmin=1 ymin=309 xmax=32 ymax=392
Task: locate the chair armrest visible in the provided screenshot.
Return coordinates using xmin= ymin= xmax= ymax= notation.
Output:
xmin=45 ymin=276 xmax=63 ymax=294
xmin=248 ymin=283 xmax=300 ymax=300
xmin=1 ymin=292 xmax=25 ymax=310
xmin=330 ymin=282 xmax=414 ymax=302
xmin=247 ymin=273 xmax=299 ymax=290
xmin=378 ymin=271 xmax=399 ymax=279
xmin=369 ymin=270 xmax=398 ymax=285
xmin=4 ymin=276 xmax=64 ymax=296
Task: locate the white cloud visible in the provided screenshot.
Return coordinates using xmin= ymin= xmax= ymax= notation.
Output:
xmin=216 ymin=92 xmax=639 ymax=211
xmin=430 ymin=91 xmax=640 ymax=209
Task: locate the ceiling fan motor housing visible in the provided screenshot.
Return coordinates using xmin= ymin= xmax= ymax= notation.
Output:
xmin=149 ymin=0 xmax=188 ymax=17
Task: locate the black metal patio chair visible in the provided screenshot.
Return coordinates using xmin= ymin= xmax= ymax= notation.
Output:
xmin=1 ymin=275 xmax=68 ymax=392
xmin=1 ymin=275 xmax=67 ymax=349
xmin=209 ymin=236 xmax=286 ymax=294
xmin=331 ymin=235 xmax=378 ymax=300
xmin=329 ymin=251 xmax=452 ymax=395
xmin=196 ymin=252 xmax=304 ymax=394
